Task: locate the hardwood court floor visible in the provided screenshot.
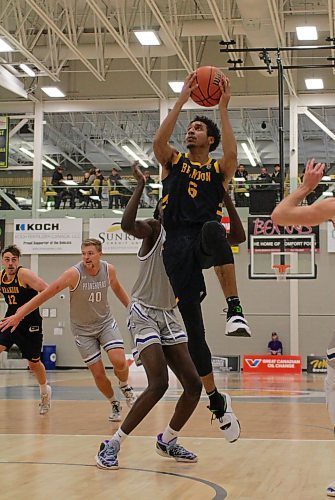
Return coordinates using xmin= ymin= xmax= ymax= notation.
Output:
xmin=0 ymin=369 xmax=333 ymax=499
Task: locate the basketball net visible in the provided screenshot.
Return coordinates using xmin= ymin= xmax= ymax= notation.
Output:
xmin=272 ymin=264 xmax=290 ymax=281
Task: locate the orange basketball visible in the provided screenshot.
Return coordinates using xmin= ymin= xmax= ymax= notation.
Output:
xmin=191 ymin=66 xmax=224 ymax=107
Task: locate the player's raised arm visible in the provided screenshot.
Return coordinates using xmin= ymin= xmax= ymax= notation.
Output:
xmin=0 ymin=268 xmax=77 ymax=332
xmin=272 ymin=159 xmax=333 ymax=226
xmin=218 ymin=77 xmax=237 ymax=188
xmin=153 ymin=73 xmax=197 ymax=175
xmin=121 ymin=162 xmax=156 ymax=239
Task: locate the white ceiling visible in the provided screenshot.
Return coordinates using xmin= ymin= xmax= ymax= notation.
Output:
xmin=1 ymin=0 xmax=335 ymax=173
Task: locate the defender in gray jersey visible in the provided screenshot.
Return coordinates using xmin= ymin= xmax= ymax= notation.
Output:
xmin=271 ymin=159 xmax=335 ymax=497
xmin=95 ymin=161 xmax=202 ymax=470
xmin=0 ymin=238 xmax=136 ymax=423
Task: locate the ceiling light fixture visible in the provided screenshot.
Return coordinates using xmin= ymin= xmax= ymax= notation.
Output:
xmin=241 ymin=142 xmax=257 ymax=167
xmin=133 ymin=30 xmax=161 ymax=46
xmin=122 ymin=145 xmax=149 ymax=169
xmin=296 ymin=26 xmax=318 ymax=41
xmin=41 ymin=86 xmax=65 ymax=97
xmin=19 ymin=147 xmax=34 ymax=158
xmin=19 ymin=147 xmax=55 ymax=169
xmin=168 ymin=81 xmax=184 ymax=93
xmin=305 ymin=78 xmax=324 ymax=90
xmin=0 ymin=39 xmax=13 ymax=52
xmin=41 ymin=160 xmax=56 ymax=170
xmin=19 ymin=64 xmax=36 ymax=77
xmin=43 ymin=154 xmax=59 ymax=166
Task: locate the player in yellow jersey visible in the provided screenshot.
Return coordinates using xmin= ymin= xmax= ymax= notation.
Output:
xmin=0 ymin=245 xmax=51 ymax=414
xmin=153 ymin=73 xmax=249 ymax=439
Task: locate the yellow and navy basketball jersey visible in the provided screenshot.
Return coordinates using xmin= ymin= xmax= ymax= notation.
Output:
xmin=0 ymin=267 xmax=41 ymax=324
xmin=162 ymin=152 xmax=224 ymax=228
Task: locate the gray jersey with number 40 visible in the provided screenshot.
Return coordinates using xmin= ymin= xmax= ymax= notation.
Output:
xmin=70 ymin=260 xmax=114 ymax=336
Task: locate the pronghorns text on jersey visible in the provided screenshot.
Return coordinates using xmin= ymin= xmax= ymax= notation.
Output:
xmin=1 ymin=286 xmax=19 ymax=294
xmin=181 ymin=162 xmax=212 ymax=182
xmin=82 ymin=280 xmax=106 ymax=290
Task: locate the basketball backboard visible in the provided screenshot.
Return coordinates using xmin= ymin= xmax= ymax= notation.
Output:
xmin=249 ymin=233 xmax=317 ymax=279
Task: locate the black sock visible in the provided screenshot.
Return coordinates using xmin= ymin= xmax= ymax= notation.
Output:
xmin=226 ymin=296 xmax=243 ymax=318
xmin=207 ymin=388 xmax=226 ymax=413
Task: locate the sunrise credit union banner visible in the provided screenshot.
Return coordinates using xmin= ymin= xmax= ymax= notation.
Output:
xmin=89 ymin=218 xmax=141 ymax=254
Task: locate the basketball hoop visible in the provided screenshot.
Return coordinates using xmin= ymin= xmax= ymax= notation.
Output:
xmin=272 ymin=264 xmax=291 ymax=281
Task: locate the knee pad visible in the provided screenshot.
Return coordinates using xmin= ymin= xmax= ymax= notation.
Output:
xmin=178 ymin=301 xmax=213 ymax=377
xmin=188 ymin=340 xmax=213 ymax=377
xmin=201 ymin=221 xmax=234 ymax=266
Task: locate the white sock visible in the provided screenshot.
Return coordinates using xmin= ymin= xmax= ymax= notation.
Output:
xmin=40 ymin=383 xmax=48 ymax=395
xmin=325 ymin=364 xmax=335 ymax=425
xmin=161 ymin=425 xmax=178 ymax=444
xmin=119 ymin=381 xmax=129 ymax=389
xmin=110 ymin=428 xmax=128 ymax=446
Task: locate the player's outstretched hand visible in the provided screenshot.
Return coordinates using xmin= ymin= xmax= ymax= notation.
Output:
xmin=0 ymin=313 xmax=22 ymax=333
xmin=302 ymin=159 xmax=325 ymax=192
xmin=177 ymin=72 xmax=198 ymax=106
xmin=132 ymin=161 xmax=146 ymax=185
xmin=219 ymin=75 xmax=231 ymax=109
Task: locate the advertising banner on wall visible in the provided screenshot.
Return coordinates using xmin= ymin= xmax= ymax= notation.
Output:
xmin=0 ymin=116 xmax=9 ymax=168
xmin=13 ymin=219 xmax=83 ymax=254
xmin=243 ymin=354 xmax=302 ymax=374
xmin=89 ymin=218 xmax=141 ymax=254
xmin=248 ymin=216 xmax=319 ymax=252
xmin=212 ymin=355 xmax=240 ymax=372
xmin=306 ymin=355 xmax=327 ymax=373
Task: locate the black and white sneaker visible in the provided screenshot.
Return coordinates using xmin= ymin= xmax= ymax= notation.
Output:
xmin=208 ymin=393 xmax=241 ymax=443
xmin=225 ymin=307 xmax=251 ymax=337
xmin=156 ymin=434 xmax=198 ymax=462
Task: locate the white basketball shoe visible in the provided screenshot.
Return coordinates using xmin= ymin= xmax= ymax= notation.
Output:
xmin=39 ymin=385 xmax=52 ymax=415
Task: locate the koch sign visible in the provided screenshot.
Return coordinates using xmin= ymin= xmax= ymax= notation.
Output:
xmin=14 ymin=219 xmax=83 ymax=254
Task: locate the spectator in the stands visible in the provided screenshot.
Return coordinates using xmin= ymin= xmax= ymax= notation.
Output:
xmin=235 ymin=164 xmax=249 ymax=180
xmin=272 ymin=164 xmax=282 ymax=184
xmin=109 ymin=168 xmax=122 ymax=209
xmin=51 ymin=166 xmax=66 ymax=209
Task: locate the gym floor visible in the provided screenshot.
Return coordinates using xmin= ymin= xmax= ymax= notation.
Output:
xmin=0 ymin=369 xmax=332 ymax=499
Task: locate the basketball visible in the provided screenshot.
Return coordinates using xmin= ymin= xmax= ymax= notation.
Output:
xmin=191 ymin=66 xmax=224 ymax=107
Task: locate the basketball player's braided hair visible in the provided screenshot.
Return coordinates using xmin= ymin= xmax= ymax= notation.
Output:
xmin=191 ymin=115 xmax=221 ymax=152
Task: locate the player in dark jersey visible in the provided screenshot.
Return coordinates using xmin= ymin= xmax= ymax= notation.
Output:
xmin=153 ymin=72 xmax=250 ymax=436
xmin=0 ymin=245 xmax=51 ymax=414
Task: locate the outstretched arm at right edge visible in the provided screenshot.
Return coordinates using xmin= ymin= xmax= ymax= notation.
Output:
xmin=153 ymin=73 xmax=197 ymax=177
xmin=0 ymin=268 xmax=77 ymax=332
xmin=272 ymin=159 xmax=335 ymax=226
